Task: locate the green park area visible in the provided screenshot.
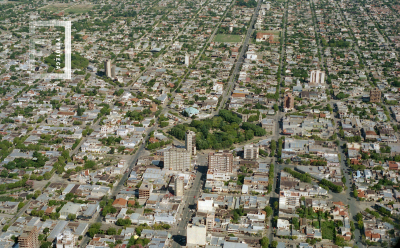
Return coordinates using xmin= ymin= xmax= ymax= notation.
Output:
xmin=214 ymin=34 xmax=242 ymax=43
xmin=66 ymin=4 xmax=95 ymax=14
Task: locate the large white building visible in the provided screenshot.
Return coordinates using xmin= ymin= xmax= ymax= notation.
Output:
xmin=197 ymin=198 xmax=215 ymax=213
xmin=185 ymin=53 xmax=190 ymax=67
xmin=104 ymin=59 xmax=112 ymax=78
xmin=309 ymin=70 xmax=325 ymax=86
xmin=243 ymin=144 xmax=259 ymax=160
xmin=59 ymin=202 xmax=81 ymax=220
xmin=187 ymin=224 xmax=206 ymax=246
xmin=174 ymin=176 xmax=184 ymax=197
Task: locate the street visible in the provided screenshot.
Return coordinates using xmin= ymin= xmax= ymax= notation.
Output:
xmin=170 ymin=164 xmax=206 ymax=247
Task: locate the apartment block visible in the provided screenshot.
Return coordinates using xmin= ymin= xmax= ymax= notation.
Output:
xmin=243 ymin=144 xmax=259 ymax=160
xmin=208 ymin=152 xmax=233 ymax=173
xmin=139 ymin=183 xmax=153 ymax=199
xmin=18 ymin=226 xmax=39 ymax=248
xmin=164 ymin=147 xmax=191 ymax=171
xmin=185 ymin=130 xmax=196 ymax=156
xmin=370 ymin=87 xmax=381 ymax=103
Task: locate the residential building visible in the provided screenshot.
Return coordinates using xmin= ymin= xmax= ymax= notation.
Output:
xmin=206 ymin=213 xmax=215 ymax=231
xmin=174 ymin=177 xmax=184 ymax=197
xmin=284 ymin=93 xmax=294 ymax=112
xmin=309 ymin=70 xmax=325 ymax=85
xmin=370 ymin=87 xmax=381 ymax=103
xmin=208 ymin=152 xmax=233 ymax=173
xmin=261 ymin=118 xmax=275 ymax=134
xmin=104 ymin=59 xmax=111 ymax=78
xmin=56 ymin=230 xmax=75 ymax=248
xmin=111 ymin=65 xmax=116 ymax=78
xmin=243 ymin=144 xmax=259 ymax=160
xmin=18 ymin=226 xmax=39 ymax=248
xmin=185 ymin=53 xmax=190 ymax=67
xmin=139 ymin=183 xmax=153 ymax=199
xmin=164 ymin=147 xmax=191 ymax=171
xmin=185 ymin=130 xmax=196 ymax=156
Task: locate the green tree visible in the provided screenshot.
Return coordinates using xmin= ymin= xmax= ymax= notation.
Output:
xmin=292 ymin=217 xmax=299 ymax=230
xmin=107 ymin=228 xmax=117 ymax=235
xmin=273 ymin=104 xmax=278 ymax=112
xmin=264 ymin=206 xmax=273 ymax=218
xmin=67 ymin=214 xmax=76 ymax=220
xmin=260 ymin=237 xmax=269 ymax=248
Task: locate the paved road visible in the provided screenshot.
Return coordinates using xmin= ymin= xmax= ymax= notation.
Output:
xmin=79 ymin=125 xmax=156 ymax=247
xmin=191 ymin=0 xmax=236 ymax=67
xmin=170 ymin=164 xmax=206 ymax=247
xmin=215 ymin=0 xmax=263 ymax=111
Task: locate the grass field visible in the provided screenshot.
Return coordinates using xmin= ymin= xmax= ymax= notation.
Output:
xmin=214 ymin=34 xmax=242 ymax=43
xmin=152 ymin=6 xmax=171 ymax=10
xmin=257 ymin=30 xmax=281 ymax=37
xmin=42 ymin=3 xmax=70 ymax=12
xmin=66 ymin=4 xmax=95 ymax=14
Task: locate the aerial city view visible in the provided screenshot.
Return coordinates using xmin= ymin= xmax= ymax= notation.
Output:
xmin=0 ymin=0 xmax=399 ymax=247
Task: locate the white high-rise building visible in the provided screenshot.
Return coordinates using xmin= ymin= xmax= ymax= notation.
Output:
xmin=206 ymin=213 xmax=215 ymax=231
xmin=104 ymin=60 xmax=112 ymax=78
xmin=111 ymin=65 xmax=116 ymax=78
xmin=185 ymin=130 xmax=196 ymax=156
xmin=243 ymin=144 xmax=259 ymax=160
xmin=185 ymin=53 xmax=190 ymax=67
xmin=309 ymin=70 xmax=325 ymax=85
xmin=174 ymin=176 xmax=184 ymax=197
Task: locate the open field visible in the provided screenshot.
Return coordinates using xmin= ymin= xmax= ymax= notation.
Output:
xmin=214 ymin=34 xmax=242 ymax=43
xmin=257 ymin=30 xmax=281 ymax=37
xmin=41 ymin=3 xmax=70 ymax=12
xmin=66 ymin=4 xmax=95 ymax=14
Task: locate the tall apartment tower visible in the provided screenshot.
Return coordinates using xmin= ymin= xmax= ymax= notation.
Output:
xmin=174 ymin=176 xmax=184 ymax=197
xmin=185 ymin=130 xmax=196 ymax=156
xmin=370 ymin=87 xmax=381 ymax=103
xmin=19 ymin=226 xmax=39 ymax=248
xmin=283 ymin=93 xmax=294 ymax=112
xmin=206 ymin=213 xmax=215 ymax=231
xmin=164 ymin=147 xmax=191 ymax=171
xmin=208 ymin=152 xmax=233 ymax=173
xmin=309 ymin=70 xmax=325 ymax=85
xmin=185 ymin=53 xmax=190 ymax=67
xmin=111 ymin=65 xmax=116 ymax=78
xmin=243 ymin=144 xmax=259 ymax=160
xmin=139 ymin=183 xmax=153 ymax=199
xmin=104 ymin=59 xmax=112 ymax=78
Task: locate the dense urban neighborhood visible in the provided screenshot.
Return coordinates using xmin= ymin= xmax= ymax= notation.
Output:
xmin=0 ymin=0 xmax=399 ymax=247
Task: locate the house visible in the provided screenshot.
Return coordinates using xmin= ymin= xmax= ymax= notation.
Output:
xmin=0 ymin=201 xmax=19 ymax=214
xmin=112 ymin=198 xmax=127 ymax=208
